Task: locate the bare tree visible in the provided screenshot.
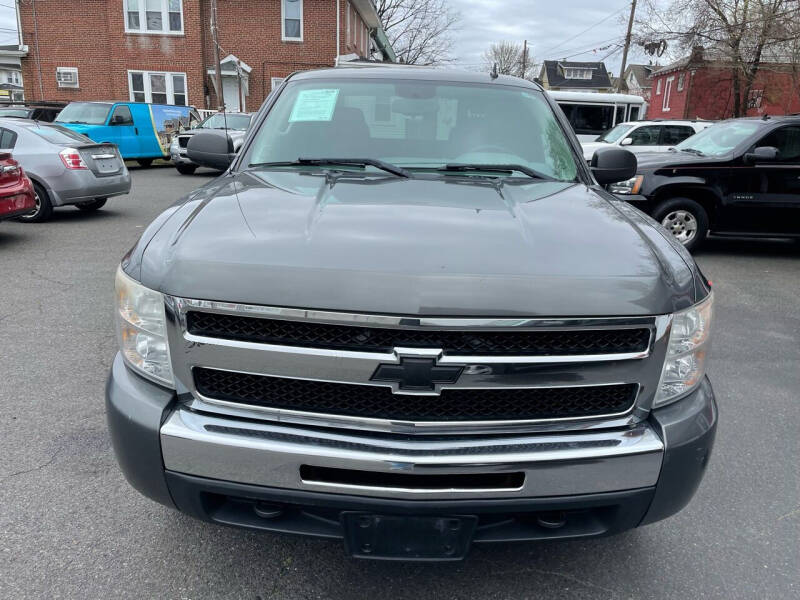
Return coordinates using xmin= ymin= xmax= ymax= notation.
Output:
xmin=638 ymin=0 xmax=800 ymax=116
xmin=482 ymin=41 xmax=534 ymax=78
xmin=375 ymin=0 xmax=460 ymax=65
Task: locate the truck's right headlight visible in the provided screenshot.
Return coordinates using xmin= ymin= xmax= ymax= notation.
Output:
xmin=654 ymin=292 xmax=713 ymax=407
xmin=115 ymin=266 xmax=174 ymax=388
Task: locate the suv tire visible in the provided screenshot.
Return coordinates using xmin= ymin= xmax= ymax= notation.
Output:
xmin=17 ymin=181 xmax=53 ymax=223
xmin=653 ymin=198 xmax=709 ymax=252
xmin=137 ymin=159 xmax=153 ymax=168
xmin=76 ymin=198 xmax=107 ymax=211
xmin=176 ymin=164 xmax=197 ymax=175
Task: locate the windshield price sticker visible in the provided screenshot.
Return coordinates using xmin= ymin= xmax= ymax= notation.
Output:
xmin=289 ymin=89 xmax=340 ymax=122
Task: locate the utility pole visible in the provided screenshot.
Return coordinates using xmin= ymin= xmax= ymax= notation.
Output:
xmin=521 ymin=39 xmax=528 ymax=79
xmin=210 ymin=0 xmax=224 ymax=110
xmin=617 ymin=0 xmax=637 ymax=92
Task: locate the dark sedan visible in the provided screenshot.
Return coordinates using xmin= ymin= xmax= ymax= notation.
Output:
xmin=609 ymin=116 xmax=800 ymax=250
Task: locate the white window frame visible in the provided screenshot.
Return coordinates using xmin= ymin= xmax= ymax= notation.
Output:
xmin=662 ymin=76 xmax=674 ymax=112
xmin=124 ymin=0 xmax=184 ymax=36
xmin=564 ymin=67 xmax=592 ymax=80
xmin=127 ymin=70 xmax=188 ymax=105
xmin=656 ymin=78 xmax=662 ymax=95
xmin=56 ymin=67 xmax=79 ymax=88
xmin=281 ymin=0 xmax=303 ymax=41
xmin=271 ymin=77 xmax=285 ymax=91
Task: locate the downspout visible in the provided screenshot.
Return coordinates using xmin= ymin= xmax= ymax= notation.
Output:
xmin=335 ymin=0 xmax=340 ymax=65
xmin=32 ymin=0 xmax=44 ymax=99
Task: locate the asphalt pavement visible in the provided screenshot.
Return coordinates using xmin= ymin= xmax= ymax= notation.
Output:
xmin=0 ymin=166 xmax=798 ymax=599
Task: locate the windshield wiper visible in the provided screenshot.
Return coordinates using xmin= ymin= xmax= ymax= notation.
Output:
xmin=248 ymin=157 xmax=410 ymax=178
xmin=679 ymin=148 xmax=705 ymax=156
xmin=438 ymin=163 xmax=555 ymax=180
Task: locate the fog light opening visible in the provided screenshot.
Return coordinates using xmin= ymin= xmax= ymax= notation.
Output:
xmin=536 ymin=511 xmax=567 ymax=529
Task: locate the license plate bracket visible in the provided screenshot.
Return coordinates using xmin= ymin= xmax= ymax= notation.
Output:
xmin=341 ymin=513 xmax=477 ymax=561
xmin=95 ymin=159 xmax=119 ymax=173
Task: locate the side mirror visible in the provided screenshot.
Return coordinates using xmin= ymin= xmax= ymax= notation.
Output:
xmin=186 ymin=130 xmax=235 ymax=170
xmin=620 ymin=137 xmax=633 ymax=146
xmin=744 ymin=146 xmax=779 ymax=163
xmin=590 ymin=147 xmax=638 ymax=185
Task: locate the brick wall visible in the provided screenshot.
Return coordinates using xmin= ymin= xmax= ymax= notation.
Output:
xmin=19 ymin=1 xmax=360 ymax=110
xmin=648 ymin=66 xmax=800 ymax=120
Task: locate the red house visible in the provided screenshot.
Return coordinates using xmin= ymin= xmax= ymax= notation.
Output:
xmin=647 ymin=48 xmax=800 ymax=120
xmin=17 ymin=1 xmax=395 ymax=112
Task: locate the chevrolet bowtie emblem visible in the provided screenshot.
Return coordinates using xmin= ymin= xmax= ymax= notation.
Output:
xmin=371 ymin=357 xmax=463 ymax=392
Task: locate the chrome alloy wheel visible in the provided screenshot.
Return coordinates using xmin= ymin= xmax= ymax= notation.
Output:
xmin=661 ymin=210 xmax=698 ymax=244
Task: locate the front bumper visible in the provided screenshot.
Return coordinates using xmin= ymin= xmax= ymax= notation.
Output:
xmin=170 ymin=148 xmax=195 ymax=166
xmin=107 ymin=353 xmax=717 ymax=550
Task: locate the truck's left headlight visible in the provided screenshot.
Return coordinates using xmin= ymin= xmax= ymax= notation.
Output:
xmin=654 ymin=292 xmax=713 ymax=407
xmin=115 ymin=266 xmax=174 ymax=387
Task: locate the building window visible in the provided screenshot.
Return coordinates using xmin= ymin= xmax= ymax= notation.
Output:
xmin=128 ymin=70 xmax=187 ymax=105
xmin=10 ymin=71 xmax=20 ymax=85
xmin=656 ymin=78 xmax=662 ymax=95
xmin=677 ymin=73 xmax=685 ymax=91
xmin=662 ymin=76 xmax=674 ymax=111
xmin=282 ymin=0 xmax=303 ymax=41
xmin=125 ymin=0 xmax=183 ymax=34
xmin=56 ymin=67 xmax=79 ymax=88
xmin=564 ymin=67 xmax=592 ymax=80
xmin=271 ymin=77 xmax=285 ymax=90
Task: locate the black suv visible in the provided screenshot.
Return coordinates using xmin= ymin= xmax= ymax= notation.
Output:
xmin=0 ymin=103 xmax=66 ymax=122
xmin=609 ymin=116 xmax=800 ymax=250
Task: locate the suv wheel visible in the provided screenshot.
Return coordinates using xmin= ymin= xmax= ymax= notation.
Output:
xmin=17 ymin=182 xmax=53 ymax=223
xmin=176 ymin=164 xmax=197 ymax=175
xmin=76 ymin=198 xmax=107 ymax=211
xmin=653 ymin=198 xmax=709 ymax=251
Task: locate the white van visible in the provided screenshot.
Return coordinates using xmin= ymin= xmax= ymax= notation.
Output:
xmin=548 ymin=91 xmax=647 ymax=142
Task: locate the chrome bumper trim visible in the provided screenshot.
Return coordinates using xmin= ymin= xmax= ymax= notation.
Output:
xmin=161 ymin=408 xmax=665 ymax=500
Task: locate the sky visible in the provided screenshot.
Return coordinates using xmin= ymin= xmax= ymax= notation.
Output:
xmin=447 ymin=0 xmax=653 ymax=77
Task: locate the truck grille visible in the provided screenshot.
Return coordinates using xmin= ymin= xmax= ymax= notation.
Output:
xmin=178 ymin=135 xmax=190 ymax=148
xmin=186 ymin=311 xmax=650 ymax=356
xmin=194 ymin=367 xmax=638 ymax=422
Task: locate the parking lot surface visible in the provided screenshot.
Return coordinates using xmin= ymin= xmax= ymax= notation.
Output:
xmin=1 ymin=167 xmax=798 ymax=599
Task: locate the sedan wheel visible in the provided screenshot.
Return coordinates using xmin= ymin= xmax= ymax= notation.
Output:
xmin=661 ymin=210 xmax=698 ymax=244
xmin=17 ymin=182 xmax=53 ymax=222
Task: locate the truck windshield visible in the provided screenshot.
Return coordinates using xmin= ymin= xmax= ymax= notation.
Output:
xmin=597 ymin=123 xmax=634 ymax=143
xmin=244 ymin=79 xmax=579 ymax=181
xmin=198 ymin=113 xmax=250 ymax=130
xmin=56 ymin=102 xmax=112 ymax=125
xmin=675 ymin=120 xmax=761 ymax=156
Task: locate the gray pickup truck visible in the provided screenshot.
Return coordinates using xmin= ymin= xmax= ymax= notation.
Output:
xmin=107 ymin=67 xmax=717 ymax=561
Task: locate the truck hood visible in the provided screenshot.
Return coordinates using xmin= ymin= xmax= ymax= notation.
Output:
xmin=132 ymin=170 xmax=698 ymax=316
xmin=634 ymin=150 xmax=730 ymax=171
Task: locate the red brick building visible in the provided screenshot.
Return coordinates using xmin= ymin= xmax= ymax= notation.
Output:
xmin=647 ymin=49 xmax=800 ymax=120
xmin=18 ymin=1 xmax=395 ymax=112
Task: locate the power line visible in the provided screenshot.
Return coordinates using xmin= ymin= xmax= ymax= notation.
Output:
xmin=540 ymin=4 xmax=629 ymax=56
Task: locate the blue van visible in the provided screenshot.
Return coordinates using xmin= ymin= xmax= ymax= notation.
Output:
xmin=56 ymin=102 xmax=200 ymax=166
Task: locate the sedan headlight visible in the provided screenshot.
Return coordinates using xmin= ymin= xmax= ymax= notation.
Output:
xmin=115 ymin=266 xmax=174 ymax=387
xmin=608 ymin=175 xmax=643 ymax=195
xmin=654 ymin=292 xmax=713 ymax=407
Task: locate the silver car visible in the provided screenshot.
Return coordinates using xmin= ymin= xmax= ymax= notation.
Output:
xmin=0 ymin=118 xmax=131 ymax=222
xmin=170 ymin=112 xmax=252 ymax=175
